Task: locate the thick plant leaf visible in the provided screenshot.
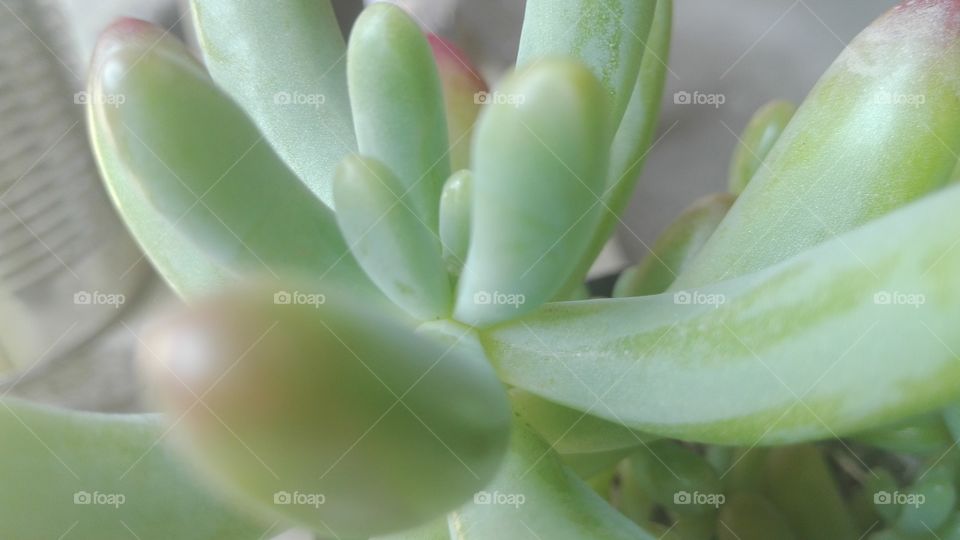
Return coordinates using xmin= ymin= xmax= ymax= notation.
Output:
xmin=190 ymin=0 xmax=355 ymax=208
xmin=439 ymin=170 xmax=472 ymax=276
xmin=727 ymin=100 xmax=796 ymax=195
xmin=88 ymin=20 xmax=379 ymax=303
xmin=614 ymin=192 xmax=734 ymax=297
xmin=141 ymin=284 xmax=511 ymax=538
xmin=454 ymin=59 xmax=610 ymax=327
xmin=0 ymin=398 xmax=264 ymax=539
xmin=348 ymin=4 xmax=451 ymax=230
xmin=333 ymin=155 xmax=452 ymax=320
xmin=718 ymin=493 xmax=797 ymax=540
xmin=564 ymin=0 xmax=673 ymax=294
xmin=510 ymin=390 xmax=653 ymax=455
xmin=762 ymin=446 xmax=858 ymax=540
xmin=517 ymin=0 xmax=656 ymax=126
xmin=374 ymin=518 xmax=451 ymax=540
xmin=429 ymin=35 xmax=487 ymax=172
xmin=675 ymin=0 xmax=960 ymax=289
xmin=484 ymin=184 xmax=960 ymax=444
xmin=448 ymin=419 xmax=658 ymax=539
xmin=852 ymin=413 xmax=952 ymax=455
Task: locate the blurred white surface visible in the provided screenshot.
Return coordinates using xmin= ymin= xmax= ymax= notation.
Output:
xmin=0 ymin=0 xmax=150 ymax=387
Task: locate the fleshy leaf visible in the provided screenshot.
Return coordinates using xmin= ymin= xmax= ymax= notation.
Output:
xmin=374 ymin=518 xmax=451 ymax=540
xmin=439 ymin=170 xmax=473 ymax=276
xmin=614 ymin=192 xmax=733 ymax=297
xmin=141 ymin=284 xmax=511 ymax=538
xmin=852 ymin=413 xmax=952 ymax=455
xmin=762 ymin=446 xmax=858 ymax=540
xmin=564 ymin=0 xmax=673 ymax=294
xmin=454 ymin=59 xmax=610 ymax=327
xmin=727 ymin=100 xmax=796 ymax=195
xmin=88 ymin=20 xmax=378 ymax=302
xmin=718 ymin=493 xmax=797 ymax=540
xmin=348 ymin=4 xmax=451 ymax=230
xmin=190 ymin=0 xmax=355 ymax=207
xmin=517 ymin=0 xmax=656 ymax=126
xmin=333 ymin=155 xmax=452 ymax=320
xmin=675 ymin=0 xmax=960 ymax=289
xmin=484 ymin=184 xmax=960 ymax=444
xmin=0 ymin=398 xmax=264 ymax=539
xmin=510 ymin=389 xmax=654 ymax=455
xmin=448 ymin=419 xmax=658 ymax=539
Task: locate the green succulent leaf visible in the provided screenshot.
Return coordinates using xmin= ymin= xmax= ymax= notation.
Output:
xmin=333 ymin=155 xmax=452 ymax=320
xmin=718 ymin=493 xmax=797 ymax=540
xmin=87 ymin=20 xmax=379 ymax=303
xmin=628 ymin=441 xmax=722 ymax=517
xmin=727 ymin=100 xmax=796 ymax=195
xmin=439 ymin=170 xmax=473 ymax=276
xmin=374 ymin=518 xmax=451 ymax=540
xmin=614 ymin=192 xmax=734 ymax=297
xmin=448 ymin=419 xmax=658 ymax=539
xmin=565 ymin=0 xmax=673 ymax=294
xmin=852 ymin=413 xmax=952 ymax=456
xmin=348 ymin=3 xmax=451 ymax=230
xmin=894 ymin=466 xmax=957 ymax=534
xmin=517 ymin=0 xmax=656 ymax=126
xmin=762 ymin=445 xmax=858 ymax=540
xmin=140 ymin=284 xmax=511 ymax=538
xmin=510 ymin=389 xmax=654 ymax=455
xmin=0 ymin=398 xmax=264 ymax=539
xmin=190 ymin=0 xmax=355 ymax=208
xmin=675 ymin=1 xmax=960 ymax=289
xmin=484 ymin=183 xmax=960 ymax=444
xmin=454 ymin=59 xmax=610 ymax=327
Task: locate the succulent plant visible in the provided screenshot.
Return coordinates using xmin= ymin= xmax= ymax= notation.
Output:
xmin=8 ymin=0 xmax=960 ymax=538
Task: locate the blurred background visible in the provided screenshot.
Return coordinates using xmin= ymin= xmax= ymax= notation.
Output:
xmin=0 ymin=0 xmax=899 ymax=412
